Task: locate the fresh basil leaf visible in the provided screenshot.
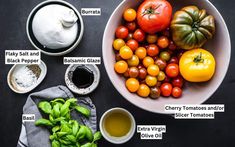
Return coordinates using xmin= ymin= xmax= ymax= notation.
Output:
xmin=52 ymin=103 xmax=60 ymax=118
xmin=81 ymin=143 xmax=92 ymax=147
xmin=52 ymin=140 xmax=60 ymax=147
xmin=35 ymin=118 xmax=53 ymax=127
xmin=52 ymin=126 xmax=60 ymax=133
xmin=60 ymin=101 xmax=70 ymax=117
xmin=38 ymin=101 xmax=52 ymax=114
xmin=74 ymin=106 xmax=91 ymax=118
xmin=93 ymin=131 xmax=102 ymax=142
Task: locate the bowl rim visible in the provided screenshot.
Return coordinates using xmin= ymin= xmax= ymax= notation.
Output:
xmin=102 ymin=0 xmax=231 ymax=114
xmin=26 ymin=0 xmax=84 ymax=56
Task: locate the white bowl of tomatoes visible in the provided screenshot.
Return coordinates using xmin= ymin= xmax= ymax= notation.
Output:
xmin=102 ymin=0 xmax=231 ymax=113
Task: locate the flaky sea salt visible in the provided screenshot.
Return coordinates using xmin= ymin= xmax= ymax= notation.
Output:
xmin=14 ymin=66 xmax=37 ymax=88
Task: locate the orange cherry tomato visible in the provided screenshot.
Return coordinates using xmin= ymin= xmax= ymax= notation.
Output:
xmin=137 ymin=84 xmax=150 ymax=97
xmin=114 ymin=60 xmax=128 ymax=74
xmin=143 ymin=56 xmax=154 ymax=68
xmin=157 ymin=36 xmax=169 ymax=48
xmin=135 ymin=47 xmax=147 ymax=59
xmin=147 ymin=64 xmax=160 ymax=76
xmin=123 ymin=8 xmax=137 ymax=22
xmin=119 ymin=46 xmax=133 ymax=59
xmin=126 ymin=78 xmax=140 ymax=92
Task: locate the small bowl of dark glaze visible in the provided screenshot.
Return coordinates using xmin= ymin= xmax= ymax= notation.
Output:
xmin=65 ymin=64 xmax=100 ymax=95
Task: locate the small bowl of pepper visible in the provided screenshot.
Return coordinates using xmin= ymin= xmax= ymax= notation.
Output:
xmin=65 ymin=64 xmax=100 ymax=95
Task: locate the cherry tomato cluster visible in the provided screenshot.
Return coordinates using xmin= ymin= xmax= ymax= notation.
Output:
xmin=113 ymin=8 xmax=185 ymax=99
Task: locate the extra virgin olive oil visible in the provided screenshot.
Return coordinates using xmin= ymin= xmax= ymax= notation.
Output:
xmin=104 ymin=111 xmax=131 ymax=137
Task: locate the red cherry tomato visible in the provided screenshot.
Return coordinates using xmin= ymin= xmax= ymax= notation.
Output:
xmin=165 ymin=63 xmax=179 ymax=78
xmin=160 ymin=83 xmax=172 ymax=97
xmin=172 ymin=76 xmax=184 ymax=88
xmin=155 ymin=58 xmax=167 ymax=70
xmin=137 ymin=0 xmax=172 ymax=34
xmin=172 ymin=87 xmax=182 ymax=98
xmin=133 ymin=29 xmax=145 ymax=42
xmin=147 ymin=44 xmax=159 ymax=57
xmin=115 ymin=26 xmax=129 ymax=39
xmin=139 ymin=68 xmax=147 ymax=80
xmin=168 ymin=57 xmax=179 ymax=64
xmin=125 ymin=22 xmax=137 ymax=32
xmin=169 ymin=41 xmax=177 ymax=51
xmin=126 ymin=39 xmax=139 ymax=51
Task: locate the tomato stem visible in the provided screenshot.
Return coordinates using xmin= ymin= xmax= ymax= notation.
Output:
xmin=142 ymin=4 xmax=162 ymax=19
xmin=193 ymin=52 xmax=204 ymax=65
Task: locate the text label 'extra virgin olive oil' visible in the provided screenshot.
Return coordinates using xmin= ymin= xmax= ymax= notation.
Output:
xmin=104 ymin=111 xmax=131 ymax=137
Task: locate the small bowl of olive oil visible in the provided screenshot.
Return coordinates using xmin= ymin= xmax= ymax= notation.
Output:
xmin=99 ymin=108 xmax=136 ymax=144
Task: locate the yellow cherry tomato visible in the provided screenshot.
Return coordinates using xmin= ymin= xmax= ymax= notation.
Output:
xmin=179 ymin=48 xmax=216 ymax=82
xmin=127 ymin=55 xmax=139 ymax=67
xmin=113 ymin=39 xmax=125 ymax=50
xmin=126 ymin=78 xmax=140 ymax=92
xmin=135 ymin=47 xmax=147 ymax=59
xmin=147 ymin=64 xmax=160 ymax=76
xmin=119 ymin=46 xmax=133 ymax=59
xmin=143 ymin=56 xmax=154 ymax=68
xmin=137 ymin=84 xmax=150 ymax=97
xmin=145 ymin=75 xmax=157 ymax=87
xmin=123 ymin=8 xmax=136 ymax=22
xmin=114 ymin=60 xmax=128 ymax=74
xmin=157 ymin=71 xmax=166 ymax=81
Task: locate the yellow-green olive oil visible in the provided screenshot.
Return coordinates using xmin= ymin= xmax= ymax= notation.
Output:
xmin=104 ymin=111 xmax=131 ymax=137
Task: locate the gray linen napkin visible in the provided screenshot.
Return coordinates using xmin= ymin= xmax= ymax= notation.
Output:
xmin=17 ymin=85 xmax=97 ymax=147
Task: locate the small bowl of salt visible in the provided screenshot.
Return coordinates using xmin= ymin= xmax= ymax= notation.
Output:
xmin=7 ymin=61 xmax=47 ymax=94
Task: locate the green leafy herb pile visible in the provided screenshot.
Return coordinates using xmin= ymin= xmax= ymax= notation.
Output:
xmin=35 ymin=98 xmax=102 ymax=147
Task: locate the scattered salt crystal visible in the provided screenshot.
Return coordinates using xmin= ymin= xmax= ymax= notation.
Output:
xmin=13 ymin=66 xmax=38 ymax=88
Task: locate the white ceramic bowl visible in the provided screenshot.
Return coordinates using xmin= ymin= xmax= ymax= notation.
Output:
xmin=99 ymin=108 xmax=136 ymax=144
xmin=26 ymin=0 xmax=84 ymax=56
xmin=102 ymin=0 xmax=231 ymax=113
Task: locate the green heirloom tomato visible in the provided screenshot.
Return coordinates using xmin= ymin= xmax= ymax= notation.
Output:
xmin=171 ymin=6 xmax=215 ymax=50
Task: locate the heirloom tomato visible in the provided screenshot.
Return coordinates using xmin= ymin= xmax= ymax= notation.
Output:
xmin=179 ymin=49 xmax=216 ymax=82
xmin=137 ymin=0 xmax=172 ymax=34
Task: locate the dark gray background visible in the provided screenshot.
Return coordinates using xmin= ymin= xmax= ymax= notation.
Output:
xmin=0 ymin=0 xmax=234 ymax=147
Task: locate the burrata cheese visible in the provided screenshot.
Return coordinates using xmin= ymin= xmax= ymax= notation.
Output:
xmin=32 ymin=4 xmax=78 ymax=49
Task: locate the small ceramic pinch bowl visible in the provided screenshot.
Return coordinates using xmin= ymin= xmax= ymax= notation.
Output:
xmin=65 ymin=64 xmax=100 ymax=95
xmin=102 ymin=0 xmax=231 ymax=113
xmin=99 ymin=108 xmax=136 ymax=144
xmin=7 ymin=61 xmax=47 ymax=94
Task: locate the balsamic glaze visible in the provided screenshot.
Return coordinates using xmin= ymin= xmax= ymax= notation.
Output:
xmin=72 ymin=66 xmax=94 ymax=88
